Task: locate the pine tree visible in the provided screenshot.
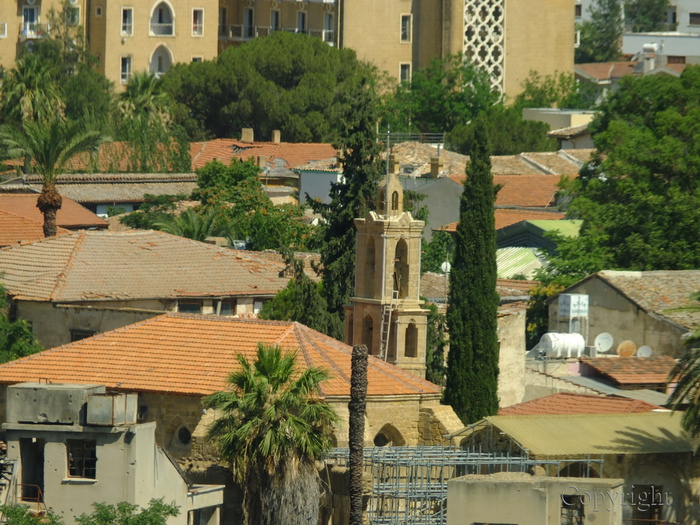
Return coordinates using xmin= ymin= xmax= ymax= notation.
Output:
xmin=310 ymin=80 xmax=383 ymax=339
xmin=443 ymin=120 xmax=499 ymax=424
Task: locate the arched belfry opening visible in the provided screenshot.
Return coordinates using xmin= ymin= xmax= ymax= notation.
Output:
xmin=393 ymin=239 xmax=409 ymax=299
xmin=364 ymin=237 xmax=376 ymax=298
xmin=362 ymin=315 xmax=374 ymax=354
xmin=391 ymin=191 xmax=399 ymax=211
xmin=405 ymin=321 xmax=418 ymax=358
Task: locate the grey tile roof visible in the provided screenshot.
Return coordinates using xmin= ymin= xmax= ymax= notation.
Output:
xmin=597 ymin=270 xmax=700 ymax=331
xmin=0 ymin=231 xmax=292 ymax=302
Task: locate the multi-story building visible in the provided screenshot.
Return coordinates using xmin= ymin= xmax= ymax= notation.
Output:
xmin=1 ymin=0 xmax=573 ymax=97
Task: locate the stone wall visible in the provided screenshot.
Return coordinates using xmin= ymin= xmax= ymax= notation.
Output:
xmin=138 ymin=392 xmax=205 ymax=458
xmin=523 ymin=367 xmax=602 ymax=402
xmin=497 ymin=308 xmax=527 ymax=408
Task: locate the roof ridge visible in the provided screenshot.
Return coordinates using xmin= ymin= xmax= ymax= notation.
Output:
xmin=49 ymin=231 xmax=86 ymax=301
xmin=294 ymin=324 xmax=351 ymax=397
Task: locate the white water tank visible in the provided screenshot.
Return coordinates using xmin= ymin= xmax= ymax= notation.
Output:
xmin=539 ymin=332 xmax=586 ymax=358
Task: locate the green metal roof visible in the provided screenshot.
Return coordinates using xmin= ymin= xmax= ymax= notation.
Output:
xmin=528 ymin=219 xmax=583 ymax=238
xmin=467 ymin=412 xmax=692 ymax=457
xmin=496 ymin=247 xmax=545 ymax=280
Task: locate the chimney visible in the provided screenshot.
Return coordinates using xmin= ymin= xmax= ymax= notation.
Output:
xmin=271 ymin=129 xmax=281 ymax=143
xmin=241 ymin=128 xmax=254 ymax=143
xmin=429 ymin=156 xmax=443 ymax=178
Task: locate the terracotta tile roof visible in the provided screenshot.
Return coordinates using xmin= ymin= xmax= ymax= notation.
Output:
xmin=580 ymin=356 xmax=676 ymax=387
xmin=0 ymin=210 xmax=70 ymax=247
xmin=0 ymin=174 xmax=198 ymax=205
xmin=190 ymin=139 xmax=337 ymax=171
xmin=495 ymin=175 xmax=562 ymax=207
xmin=419 ymin=272 xmax=536 ymax=302
xmin=593 ymin=270 xmax=700 ymax=331
xmin=520 ymin=152 xmax=583 ymax=175
xmin=438 ymin=209 xmax=565 ymax=233
xmin=499 ymin=392 xmax=662 ymax=415
xmin=0 ymin=231 xmax=293 ymax=302
xmin=548 ymin=124 xmax=590 ymax=140
xmin=559 ymin=148 xmax=596 ymax=164
xmin=575 ymin=61 xmax=638 ymax=81
xmin=0 ymin=314 xmax=442 ymax=398
xmin=0 ymin=194 xmax=108 ymax=229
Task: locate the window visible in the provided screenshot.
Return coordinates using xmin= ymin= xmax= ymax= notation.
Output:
xmin=323 ymin=13 xmax=333 ymax=43
xmin=244 ymin=8 xmax=254 ymax=38
xmin=151 ymin=2 xmax=174 ymax=36
xmin=400 ymin=14 xmax=411 ymax=42
xmin=178 ymin=302 xmax=201 ymax=314
xmin=192 ymin=9 xmax=203 ymax=36
xmin=120 ymin=56 xmax=132 ymax=84
xmin=667 ymin=55 xmax=686 ymax=64
xmin=400 ymin=63 xmax=411 ymax=83
xmin=121 ymin=8 xmax=133 ymax=36
xmin=192 ymin=56 xmax=203 ymax=62
xmin=270 ymin=10 xmax=279 ymax=32
xmin=297 ymin=11 xmax=306 ymax=34
xmin=561 ymin=494 xmax=584 ymax=525
xmin=67 ymin=440 xmax=97 ymax=479
xmin=70 ymin=329 xmax=96 ymax=342
xmin=0 ymin=23 xmax=6 ymax=38
xmin=690 ymin=12 xmax=700 ymax=25
xmin=574 ymin=4 xmax=582 ymax=18
xmin=253 ymin=299 xmax=265 ymax=314
xmin=218 ymin=7 xmax=227 ymax=36
xmin=66 ymin=6 xmax=80 ymax=26
xmin=96 ymin=6 xmax=103 ymax=17
xmin=22 ymin=7 xmax=38 ymax=37
xmin=219 ymin=300 xmax=236 ymax=316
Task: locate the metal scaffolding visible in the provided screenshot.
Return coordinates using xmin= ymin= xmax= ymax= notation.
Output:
xmin=326 ymin=447 xmax=605 ymax=525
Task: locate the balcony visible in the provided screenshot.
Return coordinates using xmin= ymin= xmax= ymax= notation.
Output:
xmin=19 ymin=22 xmax=41 ymax=40
xmin=150 ymin=22 xmax=174 ymax=36
xmin=223 ymin=24 xmax=335 ymax=45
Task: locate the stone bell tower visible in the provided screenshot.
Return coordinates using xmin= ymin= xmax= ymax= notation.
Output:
xmin=344 ymin=166 xmax=429 ymax=377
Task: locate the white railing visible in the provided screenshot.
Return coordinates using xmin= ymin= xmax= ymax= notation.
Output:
xmin=150 ymin=22 xmax=174 ymax=36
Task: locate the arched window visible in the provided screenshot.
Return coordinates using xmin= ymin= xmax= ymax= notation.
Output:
xmin=393 ymin=239 xmax=409 ymax=299
xmin=150 ymin=45 xmax=172 ymax=77
xmin=405 ymin=321 xmax=418 ymax=358
xmin=150 ymin=2 xmax=174 ymax=35
xmin=362 ymin=315 xmax=374 ymax=354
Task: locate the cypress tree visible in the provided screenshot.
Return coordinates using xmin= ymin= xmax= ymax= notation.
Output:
xmin=310 ymin=80 xmax=382 ymax=339
xmin=443 ymin=120 xmax=499 ymax=424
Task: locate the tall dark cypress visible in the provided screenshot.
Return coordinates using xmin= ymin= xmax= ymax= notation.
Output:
xmin=443 ymin=120 xmax=499 ymax=424
xmin=309 ymin=80 xmax=382 ymax=339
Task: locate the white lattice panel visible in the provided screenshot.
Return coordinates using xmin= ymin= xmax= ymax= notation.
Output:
xmin=463 ymin=0 xmax=505 ymax=93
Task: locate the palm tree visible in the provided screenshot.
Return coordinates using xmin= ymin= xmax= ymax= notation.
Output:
xmin=668 ymin=292 xmax=700 ymax=436
xmin=205 ymin=344 xmax=337 ymax=525
xmin=0 ymin=117 xmax=105 ymax=237
xmin=153 ymin=208 xmax=227 ymax=241
xmin=2 ymin=53 xmax=64 ymax=124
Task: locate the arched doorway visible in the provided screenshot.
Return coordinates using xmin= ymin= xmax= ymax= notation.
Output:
xmin=150 ymin=45 xmax=173 ymax=77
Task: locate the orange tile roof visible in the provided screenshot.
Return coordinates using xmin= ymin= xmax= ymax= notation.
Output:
xmin=0 ymin=210 xmax=70 ymax=247
xmin=0 ymin=314 xmax=442 ymax=398
xmin=419 ymin=271 xmax=536 ymax=301
xmin=190 ymin=139 xmax=337 ymax=171
xmin=0 ymin=231 xmax=293 ymax=302
xmin=499 ymin=392 xmax=662 ymax=416
xmin=575 ymin=61 xmax=638 ymax=81
xmin=437 ymin=209 xmax=565 ymax=234
xmin=447 ymin=173 xmax=563 ymax=208
xmin=580 ymin=356 xmax=676 ymax=386
xmin=0 ymin=194 xmax=108 ymax=229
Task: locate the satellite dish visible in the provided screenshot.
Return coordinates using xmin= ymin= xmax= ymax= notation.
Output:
xmin=637 ymin=345 xmax=653 ymax=358
xmin=440 ymin=261 xmax=451 ymax=274
xmin=617 ymin=340 xmax=637 ymax=357
xmin=594 ymin=332 xmax=614 ymax=353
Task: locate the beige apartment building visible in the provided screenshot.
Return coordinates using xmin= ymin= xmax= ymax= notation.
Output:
xmin=1 ymin=0 xmax=573 ymax=97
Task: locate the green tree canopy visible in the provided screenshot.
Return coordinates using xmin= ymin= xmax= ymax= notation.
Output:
xmin=0 ymin=286 xmax=42 ymax=363
xmin=161 ymin=32 xmax=377 ymax=142
xmin=381 ymin=54 xmax=498 ymax=134
xmin=205 ymin=345 xmax=337 ymax=525
xmin=575 ymin=0 xmax=623 ymax=63
xmin=544 ymin=67 xmax=700 ymax=283
xmin=624 ymin=0 xmax=671 ymax=32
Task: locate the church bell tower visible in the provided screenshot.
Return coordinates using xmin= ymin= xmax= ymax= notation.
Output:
xmin=344 ymin=166 xmax=429 ymax=377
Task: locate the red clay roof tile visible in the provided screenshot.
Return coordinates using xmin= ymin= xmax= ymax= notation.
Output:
xmin=499 ymin=392 xmax=662 ymax=415
xmin=580 ymin=356 xmax=676 ymax=386
xmin=0 ymin=314 xmax=441 ymax=398
xmin=0 ymin=210 xmax=70 ymax=247
xmin=0 ymin=194 xmax=107 ymax=229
